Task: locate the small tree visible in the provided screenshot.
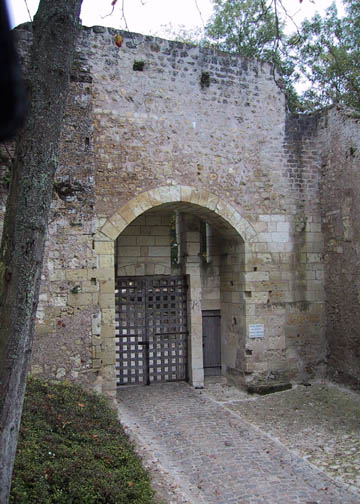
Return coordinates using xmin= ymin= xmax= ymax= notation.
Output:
xmin=0 ymin=0 xmax=82 ymax=500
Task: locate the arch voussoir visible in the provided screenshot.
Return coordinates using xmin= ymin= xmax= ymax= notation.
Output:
xmin=100 ymin=185 xmax=256 ymax=242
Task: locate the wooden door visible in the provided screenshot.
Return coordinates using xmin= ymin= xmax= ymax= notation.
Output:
xmin=202 ymin=310 xmax=221 ymax=376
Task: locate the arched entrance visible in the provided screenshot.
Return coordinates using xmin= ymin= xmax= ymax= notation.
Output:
xmin=93 ymin=186 xmax=256 ymax=394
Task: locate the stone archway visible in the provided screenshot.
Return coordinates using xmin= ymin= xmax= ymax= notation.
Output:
xmin=93 ymin=186 xmax=257 ymax=396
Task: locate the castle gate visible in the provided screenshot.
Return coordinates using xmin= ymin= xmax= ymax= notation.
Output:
xmin=115 ymin=275 xmax=188 ymax=385
xmin=91 ymin=186 xmax=256 ymax=393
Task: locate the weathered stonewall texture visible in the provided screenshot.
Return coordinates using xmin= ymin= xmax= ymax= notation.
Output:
xmin=317 ymin=108 xmax=360 ymax=389
xmin=0 ymin=24 xmax=359 ymax=394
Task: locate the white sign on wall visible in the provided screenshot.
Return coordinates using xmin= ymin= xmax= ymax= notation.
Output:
xmin=249 ymin=324 xmax=265 ymax=339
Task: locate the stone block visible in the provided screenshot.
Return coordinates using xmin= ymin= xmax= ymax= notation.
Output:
xmin=248 ymin=291 xmax=269 ymax=304
xmin=101 ymin=221 xmax=119 ymax=240
xmin=119 ymin=246 xmax=141 ymax=257
xmin=268 ymin=242 xmax=292 ymax=252
xmin=120 ymin=226 xmax=140 ymax=236
xmin=132 ymin=193 xmax=153 ymax=213
xmin=65 ymin=269 xmax=88 ymax=281
xmin=148 ymin=246 xmax=170 ymax=257
xmin=92 ymin=312 xmax=101 ymax=335
xmin=245 ymin=271 xmax=270 ymax=282
xmin=202 ymin=299 xmax=221 ymax=310
xmin=99 ymin=279 xmax=115 ymax=294
xmin=125 ymin=265 xmax=136 ymax=275
xmin=68 ymin=293 xmax=93 ymax=306
xmin=186 ymin=242 xmax=200 ymax=256
xmin=135 ymin=264 xmax=146 ymax=275
xmin=147 ymin=188 xmax=163 ymax=207
xmin=99 ymin=255 xmax=114 ymax=268
xmin=99 ymin=352 xmax=116 ymax=366
xmin=270 ymin=214 xmax=286 ymax=222
xmin=145 ymin=215 xmax=162 ymax=226
xmin=50 ymin=270 xmax=65 ymax=281
xmin=185 ymin=231 xmax=200 ymax=242
xmin=109 ymin=212 xmax=128 ymax=232
xmin=252 ymin=221 xmax=268 ymax=233
xmin=154 ymin=264 xmax=166 ymax=274
xmin=93 ymin=267 xmax=114 ymax=281
xmin=277 ymin=221 xmax=291 ymax=232
xmin=94 ymin=241 xmax=114 ymax=255
xmin=101 ymin=324 xmax=115 ymax=339
xmin=158 ymin=185 xmax=181 ymax=203
xmin=155 ymin=236 xmax=170 ymax=246
xmin=307 ymin=253 xmax=322 ymax=263
xmin=150 ymin=226 xmax=169 ymax=236
xmin=99 ymin=293 xmax=115 ymax=309
xmin=102 ymin=308 xmax=115 ymax=325
xmin=202 ymin=287 xmax=220 ymax=301
xmin=92 ymin=359 xmax=101 ymax=369
xmin=117 ymin=235 xmax=137 ymax=246
xmin=271 ymin=232 xmax=289 ymax=243
xmin=137 ymin=235 xmax=156 ymax=245
xmin=206 ymin=193 xmax=219 ymax=211
xmin=257 ymin=232 xmax=272 ymax=243
xmin=180 ymin=185 xmax=193 ymax=202
xmin=190 ymin=367 xmax=204 ymax=388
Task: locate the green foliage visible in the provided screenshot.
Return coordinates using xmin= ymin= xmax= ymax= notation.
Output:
xmin=10 ymin=378 xmax=155 ymax=504
xmin=200 ymin=71 xmax=210 ymax=89
xmin=206 ymin=0 xmax=281 ymax=59
xmin=204 ymin=0 xmax=299 ymax=109
xmin=133 ymin=60 xmax=145 ymax=71
xmin=292 ymin=0 xmax=360 ymax=111
xmin=204 ymin=0 xmax=360 ymax=112
xmin=0 ymin=167 xmax=12 ymax=188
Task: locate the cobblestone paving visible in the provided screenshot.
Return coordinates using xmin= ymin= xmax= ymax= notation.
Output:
xmin=217 ymin=382 xmax=360 ymax=494
xmin=117 ymin=381 xmax=360 ymax=504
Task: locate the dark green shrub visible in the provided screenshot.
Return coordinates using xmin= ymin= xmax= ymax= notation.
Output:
xmin=10 ymin=378 xmax=155 ymax=503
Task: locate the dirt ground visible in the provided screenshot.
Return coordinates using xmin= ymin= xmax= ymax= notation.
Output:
xmin=203 ymin=378 xmax=360 ymax=496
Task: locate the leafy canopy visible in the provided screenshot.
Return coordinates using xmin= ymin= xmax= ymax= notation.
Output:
xmin=290 ymin=0 xmax=360 ymax=111
xmin=204 ymin=0 xmax=360 ymax=112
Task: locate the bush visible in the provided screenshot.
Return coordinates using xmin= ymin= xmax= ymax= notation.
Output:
xmin=10 ymin=378 xmax=155 ymax=504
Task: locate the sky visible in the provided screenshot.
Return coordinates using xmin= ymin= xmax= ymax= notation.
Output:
xmin=8 ymin=0 xmax=345 ymax=37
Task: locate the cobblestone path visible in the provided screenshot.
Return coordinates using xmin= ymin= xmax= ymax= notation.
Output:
xmin=116 ymin=382 xmax=359 ymax=504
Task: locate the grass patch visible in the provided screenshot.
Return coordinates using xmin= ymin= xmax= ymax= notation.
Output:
xmin=10 ymin=378 xmax=156 ymax=504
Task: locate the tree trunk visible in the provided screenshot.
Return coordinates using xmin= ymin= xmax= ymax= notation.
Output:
xmin=0 ymin=0 xmax=82 ymax=500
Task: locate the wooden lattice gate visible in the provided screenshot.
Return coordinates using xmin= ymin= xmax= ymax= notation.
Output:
xmin=115 ymin=276 xmax=188 ymax=385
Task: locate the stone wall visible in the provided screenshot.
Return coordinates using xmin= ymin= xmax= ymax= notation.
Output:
xmin=116 ymin=211 xmax=173 ymax=277
xmin=318 ymin=107 xmax=360 ymax=389
xmin=1 ymin=24 xmax=358 ymax=394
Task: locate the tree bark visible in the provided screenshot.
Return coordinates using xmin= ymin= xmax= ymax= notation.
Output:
xmin=0 ymin=0 xmax=82 ymax=501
